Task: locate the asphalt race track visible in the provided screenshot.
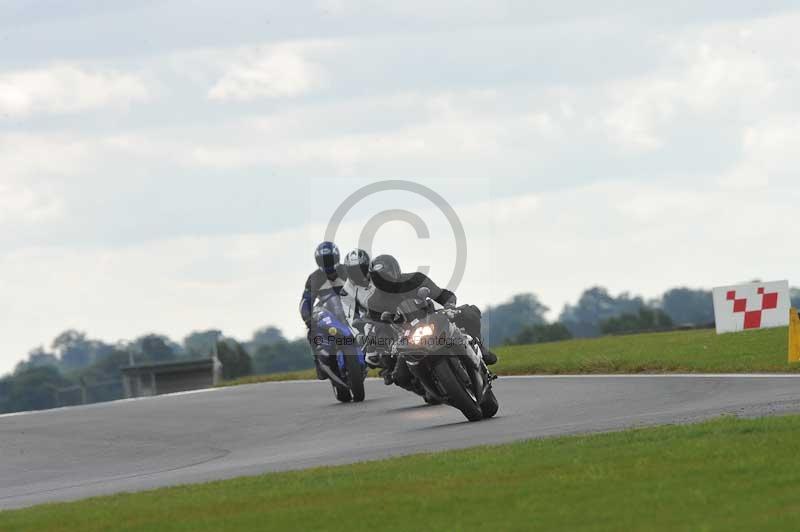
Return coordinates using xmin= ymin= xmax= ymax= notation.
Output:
xmin=2 ymin=375 xmax=800 ymax=510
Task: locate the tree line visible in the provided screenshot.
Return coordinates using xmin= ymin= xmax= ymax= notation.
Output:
xmin=3 ymin=284 xmax=799 ymax=414
xmin=0 ymin=327 xmax=313 ymax=414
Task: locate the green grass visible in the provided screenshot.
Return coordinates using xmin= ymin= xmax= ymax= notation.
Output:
xmin=218 ymin=368 xmax=383 ymax=387
xmin=217 ymin=369 xmax=316 ymax=386
xmin=3 ymin=415 xmax=800 ymax=531
xmin=494 ymin=326 xmax=797 ymax=374
xmin=222 ymin=327 xmax=797 ymax=386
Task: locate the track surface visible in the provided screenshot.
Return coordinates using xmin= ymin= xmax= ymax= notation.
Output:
xmin=2 ymin=375 xmax=800 ymax=510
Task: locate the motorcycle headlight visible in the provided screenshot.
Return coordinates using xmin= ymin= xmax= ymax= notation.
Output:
xmin=327 ymin=326 xmax=338 ymax=336
xmin=410 ymin=324 xmax=435 ymax=345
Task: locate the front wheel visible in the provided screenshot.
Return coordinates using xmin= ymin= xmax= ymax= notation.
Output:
xmin=345 ymin=355 xmax=366 ymax=402
xmin=433 ymin=359 xmax=482 ymax=422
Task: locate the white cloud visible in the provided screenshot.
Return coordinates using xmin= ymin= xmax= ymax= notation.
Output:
xmin=208 ymin=43 xmax=334 ymax=101
xmin=719 ymin=119 xmax=800 ymax=190
xmin=0 ymin=183 xmax=63 ymax=225
xmin=0 ymin=63 xmax=150 ymax=116
xmin=0 ymin=133 xmax=94 ymax=179
xmin=600 ymin=14 xmax=795 ymax=151
xmin=0 ymin=134 xmax=92 ymax=227
xmin=155 ymin=90 xmax=569 ymax=175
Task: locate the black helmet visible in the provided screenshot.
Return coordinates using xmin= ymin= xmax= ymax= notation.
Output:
xmin=314 ymin=241 xmax=340 ymax=274
xmin=344 ymin=249 xmax=371 ymax=287
xmin=370 ymin=254 xmax=401 ymax=283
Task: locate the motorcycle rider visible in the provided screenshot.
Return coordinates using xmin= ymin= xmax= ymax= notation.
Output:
xmin=340 ymin=248 xmax=373 ymax=324
xmin=299 ymin=241 xmax=348 ymax=380
xmin=341 ymin=249 xmax=403 ymax=371
xmin=367 ymin=254 xmax=497 ymax=390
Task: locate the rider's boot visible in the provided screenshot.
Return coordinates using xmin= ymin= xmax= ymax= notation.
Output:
xmin=475 ymin=339 xmax=497 ymax=365
xmin=365 ymin=351 xmax=382 ymax=369
xmin=380 ymin=355 xmax=397 ymax=385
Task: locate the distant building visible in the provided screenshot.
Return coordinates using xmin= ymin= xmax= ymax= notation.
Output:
xmin=121 ymin=358 xmax=221 ymax=398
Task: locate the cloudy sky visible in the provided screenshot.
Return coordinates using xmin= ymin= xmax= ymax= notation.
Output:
xmin=2 ymin=1 xmax=799 ymax=373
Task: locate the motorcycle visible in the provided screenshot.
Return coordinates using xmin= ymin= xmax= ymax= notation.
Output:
xmin=311 ymin=292 xmax=368 ymax=403
xmin=388 ymin=287 xmax=499 ymax=421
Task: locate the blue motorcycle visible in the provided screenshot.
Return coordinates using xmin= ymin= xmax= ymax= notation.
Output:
xmin=312 ymin=293 xmax=367 ymax=402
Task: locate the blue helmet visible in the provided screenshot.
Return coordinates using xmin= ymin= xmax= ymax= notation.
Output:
xmin=314 ymin=241 xmax=340 ymax=274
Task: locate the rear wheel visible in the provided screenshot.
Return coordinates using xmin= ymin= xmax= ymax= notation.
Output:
xmin=480 ymin=388 xmax=499 ymax=419
xmin=433 ymin=358 xmax=482 ymax=422
xmin=345 ymin=355 xmax=366 ymax=402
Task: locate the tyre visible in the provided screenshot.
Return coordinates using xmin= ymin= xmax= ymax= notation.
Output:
xmin=345 ymin=355 xmax=366 ymax=402
xmin=433 ymin=358 xmax=482 ymax=422
xmin=480 ymin=388 xmax=499 ymax=419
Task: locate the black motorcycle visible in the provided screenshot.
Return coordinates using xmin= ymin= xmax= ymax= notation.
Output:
xmin=388 ymin=287 xmax=499 ymax=422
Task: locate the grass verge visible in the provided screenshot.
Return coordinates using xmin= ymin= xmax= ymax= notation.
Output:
xmin=494 ymin=326 xmax=797 ymax=374
xmin=217 ymin=369 xmax=316 ymax=386
xmin=3 ymin=415 xmax=800 ymax=531
xmin=222 ymin=327 xmax=798 ymax=386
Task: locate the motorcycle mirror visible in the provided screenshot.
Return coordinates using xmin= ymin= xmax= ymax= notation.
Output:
xmin=417 ymin=286 xmax=431 ymax=299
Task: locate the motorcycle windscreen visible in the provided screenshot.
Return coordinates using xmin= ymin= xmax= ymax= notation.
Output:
xmin=397 ymin=298 xmax=429 ymax=323
xmin=316 ymin=291 xmax=349 ymax=324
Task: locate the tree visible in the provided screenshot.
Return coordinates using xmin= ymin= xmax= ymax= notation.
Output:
xmin=559 ymin=287 xmax=645 ymax=338
xmin=252 ymin=339 xmax=313 ymax=374
xmin=184 ymin=330 xmax=223 ymax=358
xmin=0 ymin=366 xmax=70 ymax=414
xmin=82 ymin=347 xmax=132 ymax=378
xmin=134 ymin=334 xmax=178 ymax=363
xmin=660 ymin=288 xmax=714 ymax=326
xmin=481 ymin=293 xmax=549 ymax=347
xmin=246 ymin=326 xmax=286 ymax=355
xmin=600 ymin=307 xmax=674 ymax=335
xmin=216 ymin=339 xmax=253 ymax=380
xmin=14 ymin=346 xmax=59 ymax=374
xmin=507 ymin=323 xmax=573 ymax=345
xmin=52 ymin=330 xmax=93 ymax=370
xmin=87 ymin=340 xmax=115 ymax=363
xmin=71 ymin=347 xmax=131 ymax=403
